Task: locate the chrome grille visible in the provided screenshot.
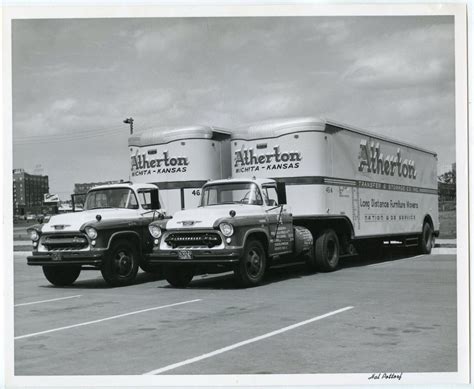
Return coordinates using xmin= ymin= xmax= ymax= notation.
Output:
xmin=165 ymin=232 xmax=222 ymax=248
xmin=41 ymin=233 xmax=89 ymax=250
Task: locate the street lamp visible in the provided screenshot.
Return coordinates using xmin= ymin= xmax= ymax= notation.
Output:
xmin=123 ymin=117 xmax=134 ymax=135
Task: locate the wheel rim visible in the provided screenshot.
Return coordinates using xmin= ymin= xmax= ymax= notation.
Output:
xmin=327 ymin=239 xmax=338 ymax=266
xmin=114 ymin=250 xmax=134 ymax=277
xmin=245 ymin=247 xmax=263 ymax=280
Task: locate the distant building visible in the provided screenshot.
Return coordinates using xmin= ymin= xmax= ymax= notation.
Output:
xmin=73 ymin=179 xmax=126 ymax=194
xmin=13 ymin=168 xmax=49 ymax=216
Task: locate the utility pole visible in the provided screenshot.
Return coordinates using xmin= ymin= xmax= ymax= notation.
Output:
xmin=123 ymin=117 xmax=134 ymax=135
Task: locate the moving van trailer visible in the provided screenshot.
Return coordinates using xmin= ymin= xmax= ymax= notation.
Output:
xmin=129 ymin=125 xmax=231 ymax=215
xmin=145 ymin=117 xmax=439 ymax=287
xmin=231 ymin=117 xmax=439 ymax=252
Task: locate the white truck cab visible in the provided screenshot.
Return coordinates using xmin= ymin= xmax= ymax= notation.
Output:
xmin=27 ymin=182 xmax=165 ymax=287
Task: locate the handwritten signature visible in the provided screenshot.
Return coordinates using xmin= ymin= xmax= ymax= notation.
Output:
xmin=368 ymin=372 xmax=403 ymax=381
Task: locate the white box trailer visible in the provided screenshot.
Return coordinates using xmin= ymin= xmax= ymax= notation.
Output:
xmin=129 ymin=125 xmax=231 ymax=215
xmin=231 ymin=117 xmax=439 ymax=250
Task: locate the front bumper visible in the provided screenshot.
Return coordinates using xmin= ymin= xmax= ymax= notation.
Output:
xmin=145 ymin=248 xmax=243 ymax=265
xmin=27 ymin=250 xmax=107 ymax=266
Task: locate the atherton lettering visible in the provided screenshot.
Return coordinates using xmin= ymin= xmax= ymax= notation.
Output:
xmin=131 ymin=151 xmax=189 ymax=170
xmin=358 ymin=140 xmax=416 ymax=179
xmin=234 ymin=146 xmax=302 ymax=167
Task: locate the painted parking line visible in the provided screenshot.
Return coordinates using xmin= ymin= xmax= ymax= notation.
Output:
xmin=15 ymin=299 xmax=201 ymax=340
xmin=15 ymin=295 xmax=81 ymax=307
xmin=144 ymin=305 xmax=354 ymax=375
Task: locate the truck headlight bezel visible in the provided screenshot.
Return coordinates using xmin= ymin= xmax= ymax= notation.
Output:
xmin=29 ymin=229 xmax=40 ymax=242
xmin=149 ymin=225 xmax=162 ymax=239
xmin=219 ymin=222 xmax=234 ymax=237
xmin=85 ymin=227 xmax=98 ymax=240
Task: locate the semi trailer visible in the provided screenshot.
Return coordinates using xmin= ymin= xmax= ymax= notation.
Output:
xmin=144 ymin=117 xmax=439 ymax=287
xmin=128 ymin=125 xmax=231 ymax=215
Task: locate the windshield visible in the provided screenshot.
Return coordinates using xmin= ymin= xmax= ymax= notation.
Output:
xmin=84 ymin=188 xmax=139 ymax=210
xmin=201 ymin=182 xmax=263 ymax=206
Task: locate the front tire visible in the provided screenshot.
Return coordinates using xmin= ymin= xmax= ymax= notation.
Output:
xmin=314 ymin=229 xmax=340 ymax=272
xmin=101 ymin=241 xmax=139 ymax=287
xmin=419 ymin=222 xmax=435 ymax=254
xmin=164 ymin=266 xmax=194 ymax=288
xmin=42 ymin=266 xmax=81 ymax=286
xmin=234 ymin=239 xmax=266 ymax=287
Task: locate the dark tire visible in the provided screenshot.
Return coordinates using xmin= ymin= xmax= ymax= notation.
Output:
xmin=419 ymin=222 xmax=434 ymax=254
xmin=304 ymin=243 xmax=318 ymax=272
xmin=234 ymin=239 xmax=266 ymax=287
xmin=101 ymin=241 xmax=139 ymax=287
xmin=42 ymin=266 xmax=81 ymax=286
xmin=314 ymin=229 xmax=340 ymax=272
xmin=164 ymin=266 xmax=194 ymax=288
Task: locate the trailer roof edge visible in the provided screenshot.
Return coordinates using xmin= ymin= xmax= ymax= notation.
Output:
xmin=325 ymin=119 xmax=438 ymax=157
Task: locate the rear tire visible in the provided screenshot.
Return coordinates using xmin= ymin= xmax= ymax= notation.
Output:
xmin=314 ymin=229 xmax=340 ymax=272
xmin=419 ymin=222 xmax=434 ymax=254
xmin=42 ymin=266 xmax=81 ymax=286
xmin=234 ymin=239 xmax=266 ymax=287
xmin=101 ymin=240 xmax=139 ymax=287
xmin=164 ymin=266 xmax=194 ymax=288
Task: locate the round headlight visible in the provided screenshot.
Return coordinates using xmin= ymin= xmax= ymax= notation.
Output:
xmin=219 ymin=222 xmax=234 ymax=237
xmin=85 ymin=227 xmax=98 ymax=240
xmin=29 ymin=230 xmax=39 ymax=242
xmin=149 ymin=225 xmax=162 ymax=238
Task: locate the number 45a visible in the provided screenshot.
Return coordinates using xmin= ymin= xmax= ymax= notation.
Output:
xmin=192 ymin=190 xmax=201 ymax=196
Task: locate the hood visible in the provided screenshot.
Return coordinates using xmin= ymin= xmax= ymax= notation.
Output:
xmin=41 ymin=208 xmax=139 ymax=233
xmin=166 ymin=204 xmax=263 ymax=229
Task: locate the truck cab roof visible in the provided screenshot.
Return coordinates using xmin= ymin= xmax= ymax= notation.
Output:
xmin=204 ymin=178 xmax=276 ymax=187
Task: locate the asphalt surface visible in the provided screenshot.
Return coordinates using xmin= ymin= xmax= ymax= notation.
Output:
xmin=12 ymin=247 xmax=457 ymax=376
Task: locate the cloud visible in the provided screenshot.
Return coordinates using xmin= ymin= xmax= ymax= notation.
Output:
xmin=51 ymin=98 xmax=76 ymax=112
xmin=342 ymin=23 xmax=454 ymax=89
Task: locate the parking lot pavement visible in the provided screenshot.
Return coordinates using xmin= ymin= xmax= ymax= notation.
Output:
xmin=12 ymin=251 xmax=456 ymax=376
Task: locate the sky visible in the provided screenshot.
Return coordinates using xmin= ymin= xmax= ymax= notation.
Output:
xmin=12 ymin=16 xmax=455 ymax=198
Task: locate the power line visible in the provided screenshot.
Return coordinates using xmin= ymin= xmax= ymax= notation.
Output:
xmin=13 ymin=126 xmax=128 ymax=145
xmin=13 ymin=124 xmax=126 ymax=140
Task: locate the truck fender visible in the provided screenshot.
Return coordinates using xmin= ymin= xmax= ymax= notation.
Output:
xmin=242 ymin=228 xmax=271 ymax=254
xmin=106 ymin=231 xmax=142 ymax=253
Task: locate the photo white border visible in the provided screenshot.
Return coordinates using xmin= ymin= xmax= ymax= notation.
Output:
xmin=2 ymin=2 xmax=469 ymax=387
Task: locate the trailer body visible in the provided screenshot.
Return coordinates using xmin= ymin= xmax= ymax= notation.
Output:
xmin=231 ymin=117 xmax=439 ymax=240
xmin=129 ymin=125 xmax=231 ymax=214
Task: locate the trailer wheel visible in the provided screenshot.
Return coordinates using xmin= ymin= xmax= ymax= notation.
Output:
xmin=234 ymin=239 xmax=266 ymax=287
xmin=164 ymin=266 xmax=194 ymax=288
xmin=42 ymin=266 xmax=81 ymax=286
xmin=419 ymin=222 xmax=435 ymax=254
xmin=314 ymin=229 xmax=340 ymax=272
xmin=101 ymin=240 xmax=139 ymax=287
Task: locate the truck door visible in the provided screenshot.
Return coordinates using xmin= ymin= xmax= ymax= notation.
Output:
xmin=262 ymin=184 xmax=293 ymax=255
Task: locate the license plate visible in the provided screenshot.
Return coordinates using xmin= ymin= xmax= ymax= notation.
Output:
xmin=51 ymin=252 xmax=62 ymax=261
xmin=177 ymin=250 xmax=193 ymax=260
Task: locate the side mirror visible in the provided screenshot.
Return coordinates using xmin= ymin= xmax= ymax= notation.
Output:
xmin=37 ymin=216 xmax=44 ymax=224
xmin=276 ymin=182 xmax=287 ymax=205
